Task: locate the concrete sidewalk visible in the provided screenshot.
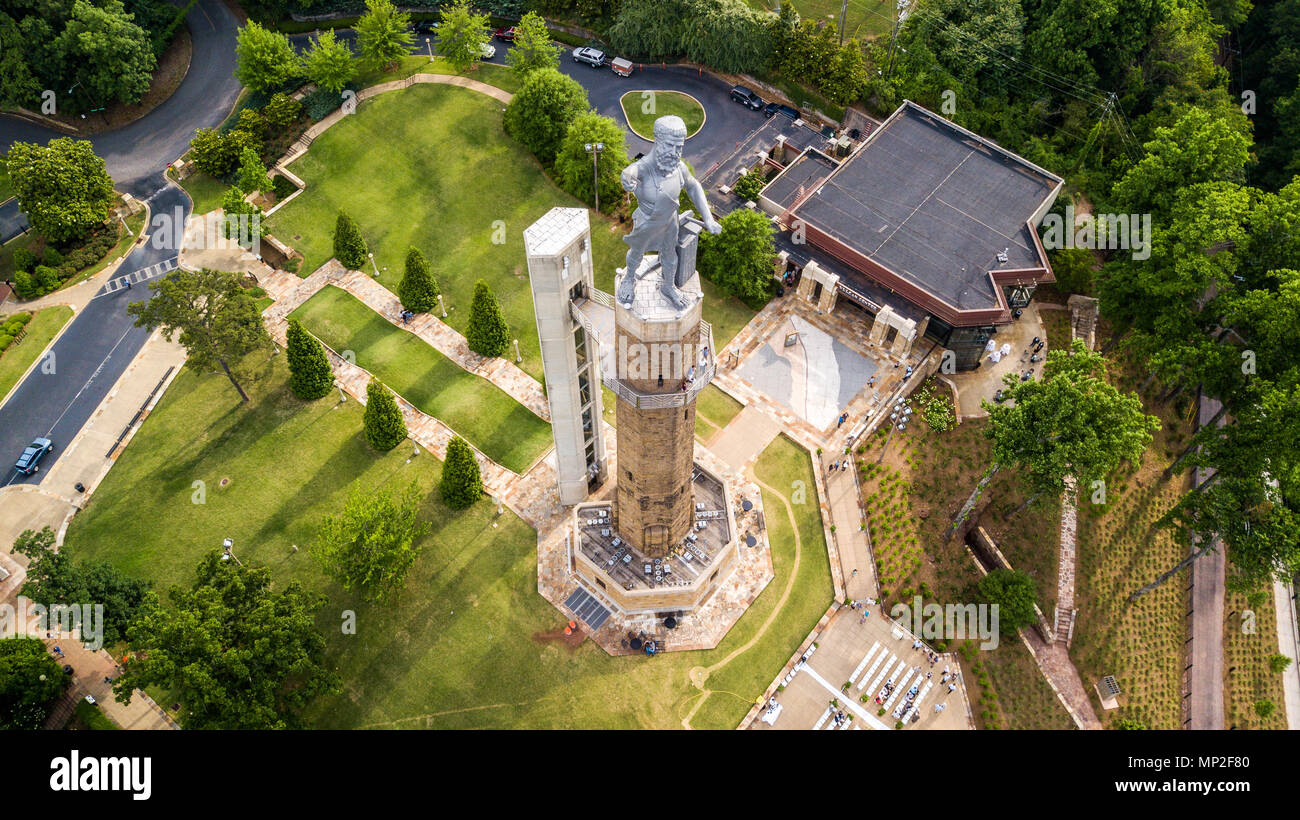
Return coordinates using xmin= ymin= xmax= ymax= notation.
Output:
xmin=1274 ymin=580 xmax=1300 ymax=730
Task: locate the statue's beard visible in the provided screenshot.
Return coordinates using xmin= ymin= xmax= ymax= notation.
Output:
xmin=654 ymin=149 xmax=680 ymax=175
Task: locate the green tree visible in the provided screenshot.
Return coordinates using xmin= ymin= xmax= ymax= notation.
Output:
xmin=0 ymin=637 xmax=64 ymax=730
xmin=56 ymin=0 xmax=156 ymax=105
xmin=1109 ymin=106 xmax=1251 ymax=223
xmin=363 ymin=379 xmax=408 ymax=451
xmin=1268 ymin=653 xmax=1293 ymax=674
xmin=301 ymin=29 xmax=357 ymax=94
xmin=286 ymin=317 xmax=334 ymax=400
xmin=236 ymin=146 xmax=272 ymax=195
xmin=262 ymin=92 xmax=303 ymax=132
xmin=698 ymin=208 xmax=776 ymax=308
xmin=314 ymin=481 xmax=430 ymax=602
xmin=189 ymin=127 xmax=258 ymax=178
xmin=127 ymin=268 xmax=271 ymax=403
xmin=507 ymin=10 xmax=560 ymax=77
xmin=219 ymin=186 xmax=264 ymax=244
xmin=731 ymin=167 xmax=766 ymax=202
xmin=822 ymin=39 xmax=869 ymax=106
xmin=13 ymin=527 xmax=151 ymax=647
xmin=398 ymin=246 xmax=439 ymax=313
xmin=436 ymin=0 xmax=491 ymax=73
xmin=234 ymin=20 xmax=300 ymax=91
xmin=944 ymin=340 xmax=1160 ymax=541
xmin=6 ymin=138 xmax=115 ymax=243
xmin=976 ymin=568 xmax=1038 ymax=634
xmin=465 ymin=279 xmax=511 ymax=357
xmin=333 ymin=210 xmax=369 ymax=270
xmin=355 ymin=0 xmax=414 ymax=71
xmin=1255 ymin=699 xmax=1276 ymax=719
xmin=441 ymin=436 xmax=483 ymax=509
xmin=114 ymin=552 xmax=341 ymax=729
xmin=0 ymin=12 xmax=41 ymax=109
xmin=1113 ymin=718 xmax=1148 ymax=730
xmin=503 ymin=67 xmax=590 ymax=165
xmin=554 ymin=110 xmax=630 ymax=211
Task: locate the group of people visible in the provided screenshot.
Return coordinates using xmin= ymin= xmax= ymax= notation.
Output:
xmin=828 ymin=458 xmax=853 ymax=472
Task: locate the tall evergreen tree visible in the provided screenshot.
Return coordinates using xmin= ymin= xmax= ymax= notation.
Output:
xmin=465 ymin=279 xmax=511 ymax=358
xmin=355 ymin=0 xmax=413 ymax=71
xmin=398 ymin=247 xmax=440 ymax=313
xmin=333 ymin=210 xmax=368 ymax=270
xmin=286 ymin=318 xmax=334 ymax=400
xmin=363 ymin=379 xmax=407 ymax=451
xmin=440 ymin=436 xmax=482 ymax=509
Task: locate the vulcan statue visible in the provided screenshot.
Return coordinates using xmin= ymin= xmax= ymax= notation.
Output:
xmin=616 ymin=115 xmax=722 ymax=309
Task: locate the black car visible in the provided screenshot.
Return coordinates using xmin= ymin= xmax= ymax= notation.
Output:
xmin=764 ymin=101 xmax=800 ymax=120
xmin=730 ymin=85 xmax=763 ymax=110
xmin=14 ymin=437 xmax=53 ymax=475
xmin=410 ymin=20 xmax=438 ymax=35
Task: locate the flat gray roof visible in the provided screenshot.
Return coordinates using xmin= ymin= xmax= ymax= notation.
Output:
xmin=792 ymin=102 xmax=1060 ymax=312
xmin=761 ymin=148 xmax=839 ymax=211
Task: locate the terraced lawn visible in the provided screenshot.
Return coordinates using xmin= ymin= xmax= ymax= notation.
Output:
xmin=290 ymin=284 xmax=552 ymax=474
xmin=63 ymin=359 xmax=837 ymax=729
xmin=264 ymin=80 xmax=756 ymax=383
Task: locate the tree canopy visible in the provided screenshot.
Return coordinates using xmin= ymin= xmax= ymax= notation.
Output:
xmin=355 ymin=0 xmax=414 ymax=71
xmin=7 ymin=138 xmax=116 ymax=243
xmin=127 ymin=268 xmax=271 ymax=403
xmin=435 ymin=0 xmax=491 ymax=74
xmin=234 ymin=20 xmax=301 ymax=92
xmin=114 ymin=552 xmax=341 ymax=729
xmin=503 ymin=67 xmax=590 ymax=165
xmin=314 ymin=481 xmax=430 ymax=602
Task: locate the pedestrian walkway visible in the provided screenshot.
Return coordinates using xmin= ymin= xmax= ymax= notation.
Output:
xmin=1273 ymin=579 xmax=1300 ymax=730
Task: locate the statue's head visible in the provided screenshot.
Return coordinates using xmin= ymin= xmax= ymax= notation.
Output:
xmin=651 ymin=115 xmax=688 ymax=172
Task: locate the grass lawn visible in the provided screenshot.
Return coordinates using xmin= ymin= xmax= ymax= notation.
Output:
xmin=620 ymin=91 xmax=705 ymax=140
xmin=745 ymin=0 xmax=896 ymax=44
xmin=354 ymin=55 xmax=525 ymax=95
xmin=265 ymin=81 xmax=756 ymax=384
xmin=291 ymin=285 xmax=552 ymax=474
xmin=63 ymin=356 xmax=836 ymax=729
xmin=173 ymin=169 xmax=229 ymax=216
xmin=694 ymin=383 xmax=743 ymax=442
xmin=0 ymin=155 xmax=11 ymax=203
xmin=69 ymin=699 xmax=119 ymax=730
xmin=0 ymin=306 xmax=73 ymax=401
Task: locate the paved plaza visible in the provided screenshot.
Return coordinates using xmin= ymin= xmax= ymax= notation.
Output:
xmin=737 ymin=314 xmax=877 ymax=430
xmin=749 ymin=606 xmax=974 ymax=731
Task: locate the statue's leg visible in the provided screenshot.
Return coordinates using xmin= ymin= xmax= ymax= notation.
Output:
xmin=618 ymin=232 xmax=645 ymax=304
xmin=659 ymin=243 xmax=689 ymax=309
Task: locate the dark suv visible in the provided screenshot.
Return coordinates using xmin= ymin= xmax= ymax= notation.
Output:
xmin=764 ymin=101 xmax=801 ymax=120
xmin=14 ymin=437 xmax=53 ymax=475
xmin=730 ymin=85 xmax=763 ymax=110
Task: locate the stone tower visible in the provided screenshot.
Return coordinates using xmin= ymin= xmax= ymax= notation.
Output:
xmin=610 ymin=220 xmax=712 ymax=557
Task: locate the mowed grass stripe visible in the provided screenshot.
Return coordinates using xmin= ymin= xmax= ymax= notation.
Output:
xmin=290 ymin=285 xmax=552 ymax=474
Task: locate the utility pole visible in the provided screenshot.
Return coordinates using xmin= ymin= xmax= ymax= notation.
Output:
xmin=585 ymin=142 xmax=604 ymax=212
xmin=885 ymin=0 xmax=908 ymax=78
xmin=838 ymin=0 xmax=848 ymax=47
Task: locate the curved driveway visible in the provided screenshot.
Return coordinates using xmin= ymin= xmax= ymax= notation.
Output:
xmin=1 ymin=19 xmax=764 ymax=486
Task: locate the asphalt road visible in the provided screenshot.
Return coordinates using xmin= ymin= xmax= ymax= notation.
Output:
xmin=290 ymin=30 xmax=770 ymax=173
xmin=0 ymin=0 xmax=240 ymax=198
xmin=1 ymin=22 xmax=766 ymax=487
xmin=0 ymin=185 xmax=189 ymax=488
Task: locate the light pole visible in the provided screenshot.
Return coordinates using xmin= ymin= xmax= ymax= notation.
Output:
xmin=584 ymin=142 xmax=604 ymax=212
xmin=368 ymin=252 xmax=379 ymax=277
xmin=513 ymin=338 xmax=521 ymax=363
xmin=425 ymin=37 xmax=433 ymax=62
xmin=437 ymin=293 xmax=448 ymax=318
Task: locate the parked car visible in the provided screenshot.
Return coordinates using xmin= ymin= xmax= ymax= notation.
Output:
xmin=410 ymin=20 xmax=439 ymax=35
xmin=494 ymin=26 xmax=516 ymax=42
xmin=730 ymin=85 xmax=763 ymax=110
xmin=573 ymin=47 xmax=606 ymax=68
xmin=764 ymin=101 xmax=801 ymax=120
xmin=479 ymin=42 xmax=496 ymax=59
xmin=14 ymin=437 xmax=53 ymax=475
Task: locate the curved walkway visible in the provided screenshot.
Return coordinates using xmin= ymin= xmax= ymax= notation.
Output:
xmin=681 ymin=475 xmax=805 ymax=728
